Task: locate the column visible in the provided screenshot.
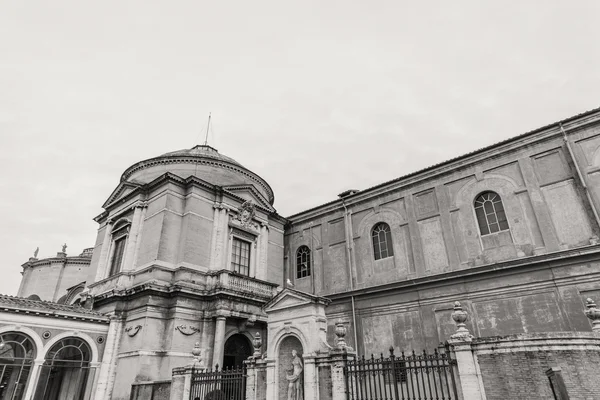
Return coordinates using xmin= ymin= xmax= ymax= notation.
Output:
xmin=212 ymin=316 xmax=227 ymax=368
xmin=23 ymin=360 xmax=44 ymax=400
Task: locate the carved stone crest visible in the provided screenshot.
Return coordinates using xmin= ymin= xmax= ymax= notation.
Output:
xmin=233 ymin=200 xmax=257 ymax=228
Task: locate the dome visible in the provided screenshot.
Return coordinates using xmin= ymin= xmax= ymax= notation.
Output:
xmin=120 ymin=145 xmax=274 ymax=204
xmin=160 ymin=145 xmax=242 ymax=166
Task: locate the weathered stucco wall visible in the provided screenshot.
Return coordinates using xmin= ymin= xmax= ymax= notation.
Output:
xmin=284 ymin=119 xmax=600 ymax=355
xmin=286 ymin=125 xmax=600 ymax=296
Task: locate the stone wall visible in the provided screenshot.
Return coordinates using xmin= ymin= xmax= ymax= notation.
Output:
xmin=471 ymin=332 xmax=600 ymax=400
xmin=323 ymin=251 xmax=600 ymax=355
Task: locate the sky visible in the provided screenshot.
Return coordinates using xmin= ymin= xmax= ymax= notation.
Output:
xmin=1 ymin=1 xmax=599 ymax=296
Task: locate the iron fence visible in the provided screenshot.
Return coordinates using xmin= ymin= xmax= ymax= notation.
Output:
xmin=344 ymin=345 xmax=458 ymax=400
xmin=190 ymin=365 xmax=246 ymax=400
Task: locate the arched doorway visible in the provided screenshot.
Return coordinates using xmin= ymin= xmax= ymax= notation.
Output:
xmin=222 ymin=334 xmax=252 ymax=369
xmin=0 ymin=332 xmax=36 ymax=400
xmin=33 ymin=337 xmax=95 ymax=400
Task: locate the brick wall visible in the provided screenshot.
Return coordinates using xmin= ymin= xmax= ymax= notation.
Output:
xmin=472 ymin=334 xmax=600 ymax=400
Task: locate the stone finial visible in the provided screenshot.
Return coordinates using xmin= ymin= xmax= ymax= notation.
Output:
xmin=585 ymin=298 xmax=600 ymax=331
xmin=252 ymin=332 xmax=262 ymax=358
xmin=33 ymin=247 xmax=39 ymax=258
xmin=62 ymin=243 xmax=67 ymax=253
xmin=451 ymin=301 xmax=473 ymax=341
xmin=335 ymin=320 xmax=347 ymax=349
xmin=191 ymin=342 xmax=205 ymax=368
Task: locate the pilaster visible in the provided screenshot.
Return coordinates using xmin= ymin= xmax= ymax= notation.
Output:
xmin=122 ymin=204 xmax=145 ymax=271
xmin=95 ymin=219 xmax=113 ymax=281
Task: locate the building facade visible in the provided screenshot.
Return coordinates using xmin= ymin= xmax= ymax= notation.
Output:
xmin=3 ymin=107 xmax=600 ymax=399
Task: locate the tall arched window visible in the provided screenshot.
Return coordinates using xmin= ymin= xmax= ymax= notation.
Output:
xmin=0 ymin=332 xmax=36 ymax=400
xmin=474 ymin=191 xmax=510 ymax=235
xmin=109 ymin=220 xmax=130 ymax=277
xmin=34 ymin=337 xmax=94 ymax=400
xmin=372 ymin=223 xmax=393 ymax=260
xmin=296 ymin=246 xmax=311 ymax=279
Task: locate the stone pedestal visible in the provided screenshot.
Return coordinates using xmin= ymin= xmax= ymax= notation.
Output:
xmin=169 ymin=367 xmax=192 ymax=400
xmin=447 ymin=338 xmax=485 ymax=400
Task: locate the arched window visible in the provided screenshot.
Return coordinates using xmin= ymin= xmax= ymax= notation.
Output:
xmin=372 ymin=223 xmax=393 ymax=260
xmin=474 ymin=191 xmax=510 ymax=235
xmin=296 ymin=246 xmax=311 ymax=279
xmin=0 ymin=332 xmax=36 ymax=400
xmin=34 ymin=337 xmax=94 ymax=400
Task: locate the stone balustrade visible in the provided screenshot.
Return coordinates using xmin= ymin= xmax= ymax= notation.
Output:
xmin=211 ymin=270 xmax=278 ymax=299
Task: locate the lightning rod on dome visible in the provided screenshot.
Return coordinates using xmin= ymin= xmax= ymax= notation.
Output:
xmin=203 ymin=112 xmax=212 ymax=146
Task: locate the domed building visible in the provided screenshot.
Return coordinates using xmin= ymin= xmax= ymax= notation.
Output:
xmin=4 ymin=107 xmax=600 ymax=400
xmin=84 ymin=144 xmax=285 ymax=399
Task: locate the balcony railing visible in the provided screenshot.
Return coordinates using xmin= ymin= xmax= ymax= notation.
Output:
xmin=210 ymin=270 xmax=278 ymax=299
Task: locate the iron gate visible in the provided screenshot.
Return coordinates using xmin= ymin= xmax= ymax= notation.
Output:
xmin=190 ymin=365 xmax=246 ymax=400
xmin=344 ymin=345 xmax=458 ymax=400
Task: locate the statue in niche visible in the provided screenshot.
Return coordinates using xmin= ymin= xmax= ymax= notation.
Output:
xmin=286 ymin=349 xmax=303 ymax=400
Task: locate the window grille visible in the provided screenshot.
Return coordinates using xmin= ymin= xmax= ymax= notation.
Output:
xmin=296 ymin=246 xmax=311 ymax=278
xmin=474 ymin=191 xmax=509 ymax=235
xmin=231 ymin=238 xmax=251 ymax=276
xmin=109 ymin=236 xmax=126 ymax=276
xmin=372 ymin=223 xmax=394 ymax=260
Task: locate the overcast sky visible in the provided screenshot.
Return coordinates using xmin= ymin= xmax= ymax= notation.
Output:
xmin=1 ymin=1 xmax=599 ymax=297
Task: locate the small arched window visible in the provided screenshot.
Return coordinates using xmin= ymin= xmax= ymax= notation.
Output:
xmin=372 ymin=223 xmax=393 ymax=260
xmin=296 ymin=246 xmax=311 ymax=279
xmin=474 ymin=191 xmax=509 ymax=235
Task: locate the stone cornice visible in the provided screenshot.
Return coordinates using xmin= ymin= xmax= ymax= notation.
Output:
xmin=327 ymin=244 xmax=600 ymax=301
xmin=120 ymin=155 xmax=274 ymax=204
xmin=96 ymin=173 xmax=282 ymax=222
xmin=21 ymin=256 xmax=92 ymax=269
xmin=287 ymin=108 xmax=600 ymax=223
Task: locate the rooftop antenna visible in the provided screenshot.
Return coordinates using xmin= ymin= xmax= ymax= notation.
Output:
xmin=203 ymin=112 xmax=211 ymax=146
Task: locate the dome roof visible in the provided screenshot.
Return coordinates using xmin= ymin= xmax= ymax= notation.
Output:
xmin=160 ymin=145 xmax=242 ymax=167
xmin=120 ymin=145 xmax=274 ymax=205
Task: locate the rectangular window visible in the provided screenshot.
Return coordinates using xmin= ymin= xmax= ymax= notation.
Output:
xmin=109 ymin=236 xmax=126 ymax=276
xmin=231 ymin=238 xmax=251 ymax=276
